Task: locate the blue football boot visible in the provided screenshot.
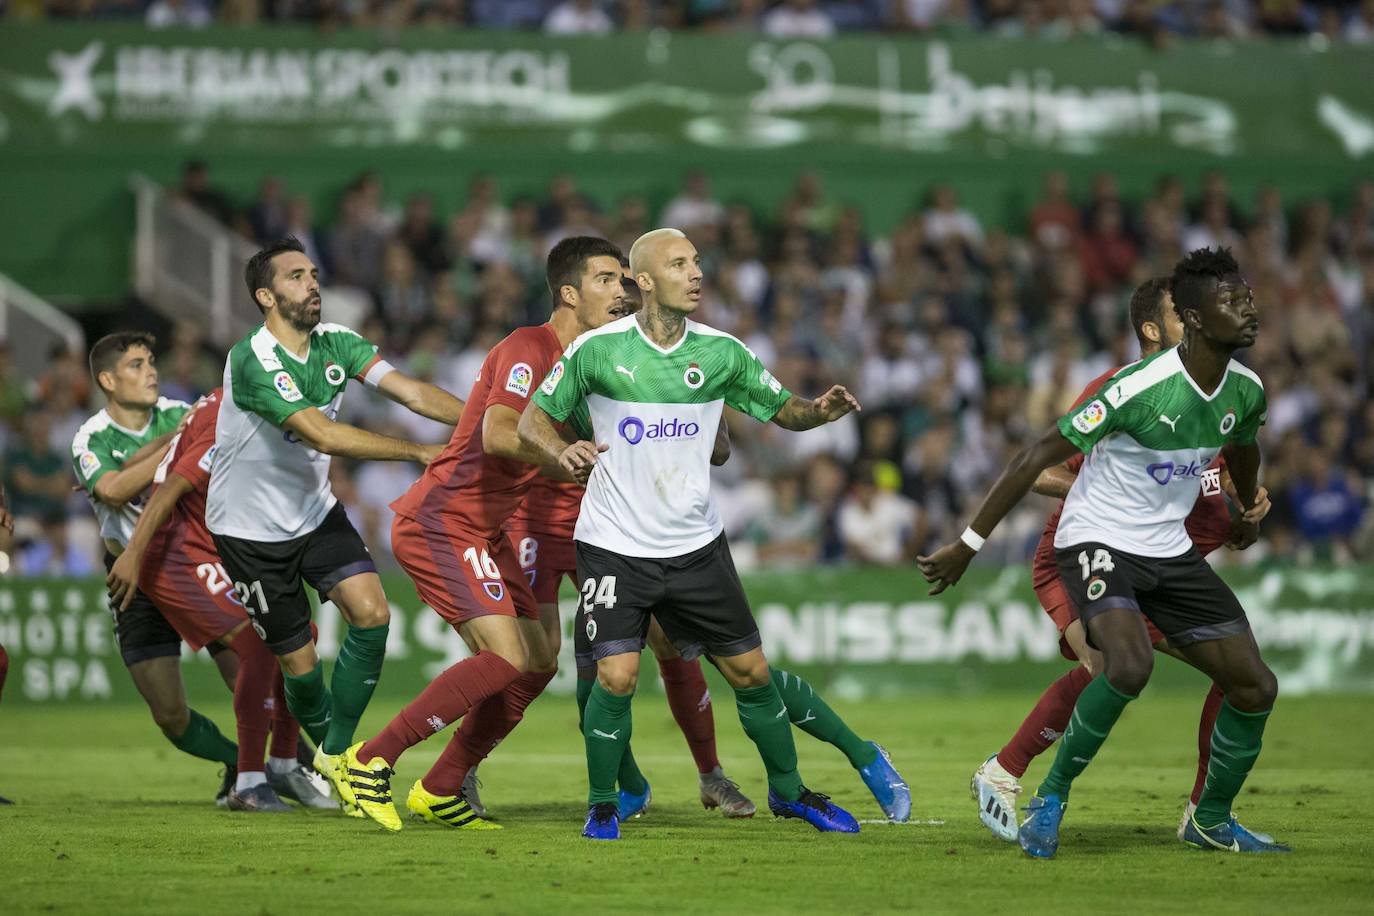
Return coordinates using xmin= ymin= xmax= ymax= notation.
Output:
xmin=1019 ymin=794 xmax=1066 ymax=858
xmin=767 ymin=788 xmax=859 ymax=833
xmin=618 ymin=782 xmax=652 ymax=820
xmin=857 ymin=742 xmax=911 ymax=822
xmin=582 ymin=802 xmax=620 ymax=840
xmin=1183 ymin=813 xmax=1291 ymax=853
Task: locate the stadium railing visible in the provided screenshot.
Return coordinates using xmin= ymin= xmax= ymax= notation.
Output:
xmin=129 ymin=172 xmax=259 ymax=351
xmin=0 ymin=272 xmax=85 ymax=382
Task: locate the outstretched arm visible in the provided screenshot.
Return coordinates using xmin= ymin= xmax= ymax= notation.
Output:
xmin=917 ymin=426 xmax=1081 ymax=594
xmin=517 ymin=403 xmax=605 ymax=483
xmin=107 ymin=471 xmax=194 ymax=611
xmin=376 ymin=369 xmax=465 ymax=426
xmin=283 ymin=408 xmax=441 ymax=464
xmin=770 ymin=385 xmax=861 ymax=431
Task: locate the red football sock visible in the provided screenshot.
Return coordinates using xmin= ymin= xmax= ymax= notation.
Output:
xmin=997 ymin=665 xmax=1094 ymax=778
xmin=423 ymin=669 xmax=557 ymax=796
xmin=269 ymin=667 xmax=301 ymax=760
xmin=228 ymin=628 xmax=276 ymax=774
xmin=0 ymin=643 xmax=9 ymax=702
xmin=359 ymin=652 xmax=520 ymax=766
xmin=657 ymin=656 xmax=720 ymax=774
xmin=1191 ymin=683 xmax=1226 ymax=805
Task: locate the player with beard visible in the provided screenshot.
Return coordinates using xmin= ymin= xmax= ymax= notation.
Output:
xmin=206 ymin=237 xmax=462 ymax=811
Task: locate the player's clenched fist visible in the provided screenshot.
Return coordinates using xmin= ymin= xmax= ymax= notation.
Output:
xmin=916 ymin=541 xmax=976 ymax=595
xmin=560 ymin=441 xmax=608 ymax=484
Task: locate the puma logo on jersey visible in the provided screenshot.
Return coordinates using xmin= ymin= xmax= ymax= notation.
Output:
xmin=1158 ymin=413 xmax=1181 ymax=432
xmin=615 ymin=364 xmax=638 ymax=384
xmin=112 ymin=449 xmax=126 ymax=460
xmin=590 ymin=729 xmax=621 ymax=741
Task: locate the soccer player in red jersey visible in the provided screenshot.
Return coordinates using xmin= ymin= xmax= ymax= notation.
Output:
xmin=465 ymin=276 xmax=755 ymax=820
xmin=108 ymin=390 xmax=333 ymax=812
xmin=343 ymin=237 xmax=627 ymax=831
xmin=969 ymin=278 xmax=1271 ymax=842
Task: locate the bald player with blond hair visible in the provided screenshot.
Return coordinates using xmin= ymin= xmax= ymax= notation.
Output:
xmin=520 ymin=228 xmax=911 ymax=840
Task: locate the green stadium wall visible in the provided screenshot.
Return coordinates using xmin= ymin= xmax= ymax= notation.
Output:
xmin=2 ymin=566 xmax=1371 ymax=705
xmin=0 ymin=24 xmax=1371 ymax=303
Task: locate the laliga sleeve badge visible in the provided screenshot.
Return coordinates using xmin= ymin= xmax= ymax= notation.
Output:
xmin=1072 ymin=399 xmax=1107 ymax=435
xmin=78 ymin=450 xmax=101 ymax=479
xmin=540 ymin=362 xmax=565 ymax=396
xmin=506 ymin=362 xmax=533 ymax=398
xmin=274 ymin=371 xmax=304 ymax=403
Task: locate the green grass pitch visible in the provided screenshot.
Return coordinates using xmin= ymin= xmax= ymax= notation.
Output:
xmin=1 ymin=689 xmax=1370 ymax=914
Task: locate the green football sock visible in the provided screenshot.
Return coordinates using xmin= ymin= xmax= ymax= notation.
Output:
xmin=735 ymin=682 xmax=804 ymax=802
xmin=583 ymin=682 xmax=634 ymax=806
xmin=168 ymin=709 xmax=238 ymax=767
xmin=577 ymin=674 xmax=647 ymax=795
xmin=324 ymin=623 xmax=388 ymax=754
xmin=282 ymin=661 xmax=332 ymax=747
xmin=1037 ymin=674 xmax=1136 ymax=801
xmin=771 ymin=668 xmax=877 ymax=769
xmin=1195 ymin=701 xmax=1271 ymax=828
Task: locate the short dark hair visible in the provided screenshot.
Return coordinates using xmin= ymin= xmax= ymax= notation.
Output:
xmin=545 ymin=236 xmax=623 ymax=306
xmin=89 ymin=331 xmax=157 ymax=390
xmin=1127 ymin=277 xmax=1171 ymax=347
xmin=1170 ymin=247 xmax=1241 ymax=320
xmin=245 ymin=236 xmax=306 ymax=314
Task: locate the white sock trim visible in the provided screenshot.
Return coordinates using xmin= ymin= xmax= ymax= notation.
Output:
xmin=235 ymin=770 xmax=268 ymax=792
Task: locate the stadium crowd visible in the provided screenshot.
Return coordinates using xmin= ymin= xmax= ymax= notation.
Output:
xmin=3 ymin=163 xmax=1371 ymax=576
xmin=7 ymin=0 xmax=1374 ymax=43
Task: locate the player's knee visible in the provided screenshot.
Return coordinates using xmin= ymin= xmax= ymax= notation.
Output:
xmin=1231 ymin=665 xmax=1278 ymax=712
xmin=492 ymin=642 xmax=529 ymax=674
xmin=346 ymin=596 xmax=390 ymax=628
xmin=1104 ymin=649 xmax=1153 ymax=696
xmin=598 ymin=663 xmax=638 ymax=696
xmin=722 ymin=657 xmax=770 ymax=689
xmin=153 ymin=704 xmax=190 ymax=737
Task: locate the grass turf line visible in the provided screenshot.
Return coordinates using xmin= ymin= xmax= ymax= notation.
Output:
xmin=1 ymin=693 xmax=1371 ymax=914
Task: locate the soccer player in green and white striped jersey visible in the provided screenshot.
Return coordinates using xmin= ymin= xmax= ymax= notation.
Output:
xmin=920 ymin=248 xmax=1288 ymax=857
xmin=206 ymin=237 xmax=463 ymax=809
xmin=72 ymin=331 xmax=240 ymax=800
xmin=520 ymin=229 xmax=911 ymax=838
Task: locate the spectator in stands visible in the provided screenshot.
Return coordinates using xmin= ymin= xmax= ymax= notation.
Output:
xmin=284 ymin=195 xmax=328 ymax=278
xmin=247 ymin=176 xmax=289 ymax=244
xmin=923 ymin=184 xmax=982 ymax=251
xmin=471 ymin=0 xmax=549 ymax=28
xmin=397 ymin=192 xmax=451 ymax=275
xmin=328 ymin=183 xmax=388 ymax=293
xmin=1287 ymin=441 xmax=1366 ymax=561
xmin=662 ymin=170 xmax=725 ymax=232
xmin=4 ymin=408 xmax=92 ymax=577
xmin=145 ymin=0 xmax=212 ymax=28
xmin=762 ymin=0 xmax=836 ymax=37
xmin=1078 ymin=200 xmax=1138 ymax=295
xmin=545 ymin=0 xmax=616 ymax=33
xmin=838 ymin=460 xmax=920 ymax=565
xmin=174 ymin=159 xmax=235 ymax=227
xmin=1028 ymin=171 xmax=1080 ymax=253
xmin=747 ymin=472 xmax=822 ymax=568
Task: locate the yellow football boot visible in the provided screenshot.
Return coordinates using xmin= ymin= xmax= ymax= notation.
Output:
xmin=406 ymin=780 xmax=502 ymax=830
xmin=340 ymin=742 xmax=402 ymax=832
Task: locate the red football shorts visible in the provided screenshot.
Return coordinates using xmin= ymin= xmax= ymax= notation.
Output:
xmin=392 ymin=514 xmax=538 ymax=628
xmin=138 ymin=555 xmax=248 ymax=651
xmin=505 ymin=528 xmax=577 ymax=606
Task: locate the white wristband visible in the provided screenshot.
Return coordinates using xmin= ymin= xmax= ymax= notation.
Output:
xmin=960 ymin=527 xmax=986 ymax=552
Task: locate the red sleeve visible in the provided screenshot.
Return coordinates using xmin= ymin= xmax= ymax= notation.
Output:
xmin=169 ymin=399 xmax=219 ymax=490
xmin=1065 ymin=452 xmax=1086 ymax=474
xmin=484 ymin=330 xmax=558 ymax=415
xmin=1069 ymin=365 xmax=1125 ymax=410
